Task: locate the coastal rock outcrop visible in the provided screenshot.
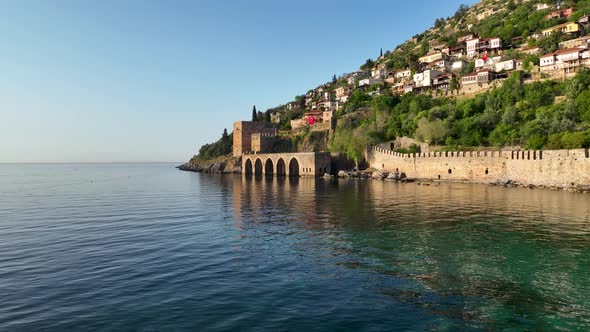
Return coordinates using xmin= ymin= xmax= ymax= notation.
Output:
xmin=178 ymin=155 xmax=241 ymax=174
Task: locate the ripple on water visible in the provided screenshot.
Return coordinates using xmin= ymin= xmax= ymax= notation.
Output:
xmin=0 ymin=165 xmax=589 ymax=330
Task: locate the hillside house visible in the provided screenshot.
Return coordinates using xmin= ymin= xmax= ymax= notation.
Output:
xmin=358 ymin=77 xmax=381 ymax=87
xmin=540 ymin=48 xmax=590 ymax=74
xmin=461 ymin=69 xmax=497 ymax=86
xmin=291 ymin=110 xmax=334 ymax=130
xmin=320 ymin=100 xmax=338 ymax=112
xmin=391 ymin=82 xmax=405 ymax=95
xmin=418 ymin=52 xmax=445 ymax=64
xmin=494 ymin=59 xmax=516 ymax=72
xmin=346 ymin=71 xmax=368 ymax=86
xmin=429 ymin=41 xmax=449 ymax=54
xmin=475 ymin=56 xmax=502 ymax=70
xmin=466 ymin=37 xmax=502 ymax=58
xmin=546 ymin=8 xmax=573 ymax=20
xmin=458 ymin=34 xmax=475 ymax=43
xmin=335 ymin=86 xmax=351 ymax=103
xmin=432 ymin=74 xmax=453 ymax=91
xmin=286 ymin=102 xmax=298 ymax=111
xmin=323 ymin=91 xmax=334 ymax=101
xmin=395 ymin=69 xmax=412 ymax=81
xmin=450 ymin=45 xmax=466 ymax=58
xmin=426 ymin=59 xmax=453 ymax=71
xmin=542 ymin=22 xmax=580 ymax=37
xmin=536 ymin=3 xmax=550 ymax=11
xmin=413 ymin=70 xmax=444 ymax=88
xmin=371 ymin=67 xmax=388 ymax=79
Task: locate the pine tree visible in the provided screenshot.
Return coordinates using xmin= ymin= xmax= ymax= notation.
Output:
xmin=251 ymin=105 xmax=257 ymax=121
xmin=332 ymin=74 xmax=337 ymax=83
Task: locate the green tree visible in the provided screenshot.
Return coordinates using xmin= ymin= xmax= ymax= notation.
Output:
xmin=360 ymin=59 xmax=375 ymax=71
xmin=251 ymin=105 xmax=258 ymax=121
xmin=415 ymin=117 xmax=449 ymax=145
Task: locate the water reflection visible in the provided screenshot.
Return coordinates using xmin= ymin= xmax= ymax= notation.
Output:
xmin=228 ymin=175 xmax=590 ymax=330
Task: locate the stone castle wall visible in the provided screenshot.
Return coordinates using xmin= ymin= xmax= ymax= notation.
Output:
xmin=233 ymin=121 xmax=278 ymax=156
xmin=251 ymin=132 xmax=276 ymax=154
xmin=367 ymin=146 xmax=590 ymax=187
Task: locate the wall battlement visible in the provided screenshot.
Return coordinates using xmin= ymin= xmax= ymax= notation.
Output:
xmin=367 ymin=146 xmax=590 ymax=187
xmin=370 ymin=146 xmax=590 ymax=161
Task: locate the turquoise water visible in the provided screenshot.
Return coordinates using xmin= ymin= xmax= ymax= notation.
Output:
xmin=1 ymin=164 xmax=589 ymax=331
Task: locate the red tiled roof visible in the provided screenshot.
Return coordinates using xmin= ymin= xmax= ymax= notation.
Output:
xmin=555 ymin=47 xmax=584 ymax=55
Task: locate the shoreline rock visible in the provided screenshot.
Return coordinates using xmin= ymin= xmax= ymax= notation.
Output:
xmin=177 ymin=155 xmax=241 ymax=174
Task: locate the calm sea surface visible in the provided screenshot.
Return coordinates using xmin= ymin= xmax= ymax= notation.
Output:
xmin=1 ymin=163 xmax=590 ymax=331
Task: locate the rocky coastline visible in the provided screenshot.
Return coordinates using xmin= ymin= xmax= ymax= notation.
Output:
xmin=333 ymin=170 xmax=590 ymax=193
xmin=178 ymin=156 xmax=590 ymax=193
xmin=177 ymin=155 xmax=241 ymax=174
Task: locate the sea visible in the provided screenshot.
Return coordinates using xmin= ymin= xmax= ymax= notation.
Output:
xmin=1 ymin=163 xmax=589 ymax=331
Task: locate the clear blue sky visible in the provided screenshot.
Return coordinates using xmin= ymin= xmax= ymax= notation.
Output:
xmin=1 ymin=0 xmax=477 ymax=163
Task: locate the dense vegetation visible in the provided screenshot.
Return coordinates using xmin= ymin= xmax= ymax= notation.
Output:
xmin=194 ymin=129 xmax=232 ymax=160
xmin=194 ymin=0 xmax=590 ymax=164
xmin=330 ymin=69 xmax=590 ymax=162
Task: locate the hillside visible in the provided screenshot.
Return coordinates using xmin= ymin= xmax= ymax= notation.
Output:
xmin=193 ymin=0 xmax=590 ymax=163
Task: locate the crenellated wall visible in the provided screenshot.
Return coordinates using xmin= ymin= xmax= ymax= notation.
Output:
xmin=367 ymin=146 xmax=590 ymax=187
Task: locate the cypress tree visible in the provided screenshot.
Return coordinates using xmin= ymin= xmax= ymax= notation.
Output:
xmin=251 ymin=105 xmax=257 ymax=121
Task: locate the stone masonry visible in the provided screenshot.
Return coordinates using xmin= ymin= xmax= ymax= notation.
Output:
xmin=233 ymin=121 xmax=279 ymax=157
xmin=367 ymin=146 xmax=590 ymax=188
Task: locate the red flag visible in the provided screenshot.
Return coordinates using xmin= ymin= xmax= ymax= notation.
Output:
xmin=308 ymin=116 xmax=315 ymax=125
xmin=482 ymin=53 xmax=488 ymax=62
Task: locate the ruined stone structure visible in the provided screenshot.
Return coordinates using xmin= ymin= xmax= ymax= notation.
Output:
xmin=367 ymin=146 xmax=590 ymax=187
xmin=233 ymin=121 xmax=278 ymax=157
xmin=242 ymin=152 xmax=331 ymax=177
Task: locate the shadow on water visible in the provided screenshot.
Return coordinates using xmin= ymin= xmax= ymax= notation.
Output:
xmin=229 ymin=175 xmax=590 ymax=330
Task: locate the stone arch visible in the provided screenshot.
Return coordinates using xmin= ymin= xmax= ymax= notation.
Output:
xmin=276 ymin=158 xmax=286 ymax=176
xmin=265 ymin=158 xmax=274 ymax=175
xmin=288 ymin=158 xmax=300 ymax=177
xmin=254 ymin=158 xmax=263 ymax=175
xmin=244 ymin=159 xmax=253 ymax=175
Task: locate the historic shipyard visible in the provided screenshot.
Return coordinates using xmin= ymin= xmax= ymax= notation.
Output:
xmin=233 ymin=121 xmax=331 ymax=177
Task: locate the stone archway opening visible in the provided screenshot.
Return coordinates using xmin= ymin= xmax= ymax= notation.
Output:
xmin=254 ymin=159 xmax=263 ymax=175
xmin=288 ymin=158 xmax=300 ymax=177
xmin=244 ymin=159 xmax=253 ymax=175
xmin=276 ymin=158 xmax=286 ymax=176
xmin=265 ymin=159 xmax=274 ymax=176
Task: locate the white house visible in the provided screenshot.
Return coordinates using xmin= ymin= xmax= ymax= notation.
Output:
xmin=494 ymin=59 xmax=515 ymax=72
xmin=466 ymin=37 xmax=502 ymax=58
xmin=335 ymin=86 xmax=351 ymax=103
xmin=358 ymin=77 xmax=381 ymax=87
xmin=371 ymin=67 xmax=388 ymax=79
xmin=413 ymin=70 xmax=444 ymax=88
xmin=395 ymin=69 xmax=412 ymax=80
